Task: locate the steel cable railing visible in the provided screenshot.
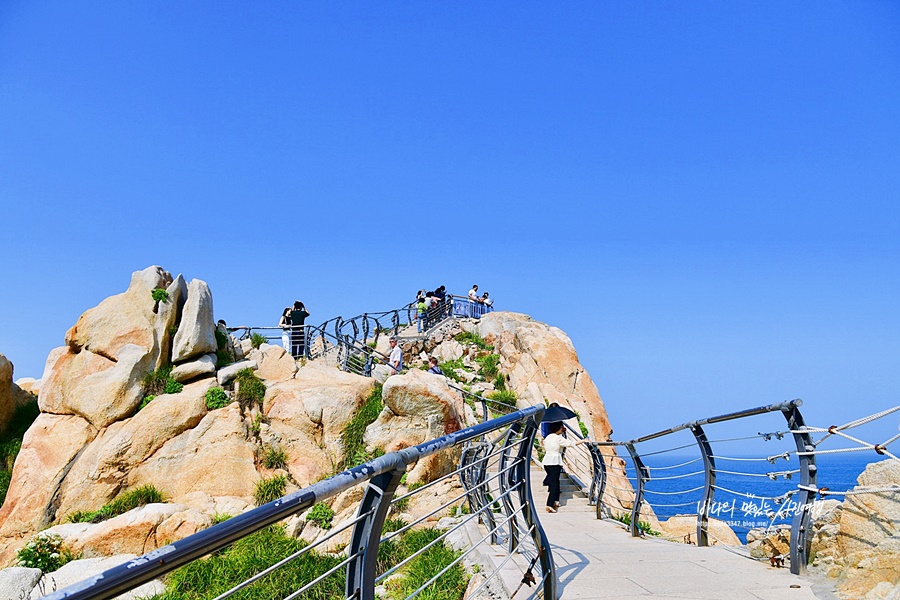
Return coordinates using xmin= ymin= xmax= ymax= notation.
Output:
xmin=44 ymin=404 xmax=555 ymax=600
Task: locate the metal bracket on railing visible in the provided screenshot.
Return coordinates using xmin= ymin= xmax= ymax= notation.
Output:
xmin=346 ymin=460 xmax=407 ymax=600
xmin=782 ymin=400 xmax=815 ymax=575
xmin=625 ymin=443 xmax=649 ymax=537
xmin=690 ymin=424 xmax=716 ymax=547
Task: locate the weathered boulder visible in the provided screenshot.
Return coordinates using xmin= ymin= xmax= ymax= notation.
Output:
xmin=0 ymin=566 xmax=41 ymax=600
xmin=39 ymin=343 xmax=154 ymax=428
xmin=0 ymin=353 xmax=17 ymax=435
xmin=656 ymin=515 xmax=738 ymax=546
xmin=172 ymin=279 xmax=216 ymax=363
xmin=217 ymin=360 xmax=257 ymax=385
xmin=431 ymin=339 xmax=464 ymax=362
xmin=170 ymin=353 xmax=217 ymax=383
xmin=54 ymin=378 xmax=213 ymax=517
xmin=0 ymin=414 xmax=97 ymax=565
xmin=129 ymin=404 xmax=258 ymax=501
xmin=156 ymin=274 xmax=188 ymax=370
xmin=365 ymin=369 xmax=465 ymax=484
xmin=64 ymin=266 xmax=173 ymax=366
xmin=27 ymin=554 xmax=164 ymax=599
xmin=53 ymin=503 xmax=211 ymax=558
xmin=264 ymin=362 xmax=375 ymax=485
xmin=254 ymin=344 xmax=298 ymax=382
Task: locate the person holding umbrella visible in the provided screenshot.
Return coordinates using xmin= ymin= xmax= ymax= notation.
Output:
xmin=541 ymin=404 xmax=589 ymax=512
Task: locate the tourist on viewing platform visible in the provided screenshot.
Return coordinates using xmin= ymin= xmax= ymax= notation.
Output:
xmin=416 ymin=296 xmax=427 ymax=333
xmin=290 ymin=301 xmax=310 ymax=358
xmin=467 ymin=284 xmax=479 ymax=302
xmin=278 ymin=307 xmax=292 ymax=351
xmin=467 ymin=284 xmax=480 ymax=317
xmin=388 ymin=336 xmax=403 ymax=375
xmin=427 ymin=356 xmax=443 ymax=375
xmin=480 ymin=292 xmax=493 ymax=314
xmin=542 ymin=421 xmax=589 ymax=512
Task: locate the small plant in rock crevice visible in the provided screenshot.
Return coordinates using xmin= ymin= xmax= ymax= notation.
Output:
xmin=151 ymin=288 xmax=170 ymax=304
xmin=305 ymin=502 xmax=335 ymax=529
xmin=475 ymin=353 xmax=500 ymax=380
xmin=205 ymin=387 xmax=229 ymax=410
xmin=262 ymin=446 xmax=287 ymax=470
xmin=234 ymin=369 xmax=266 ymax=411
xmin=338 ymin=385 xmax=383 ymax=472
xmin=250 ymin=333 xmax=267 ymax=349
xmin=142 ymin=366 xmax=182 ymax=398
xmin=254 ymin=475 xmax=287 ymax=506
xmin=453 ymin=331 xmax=493 ymax=351
xmin=66 ymin=484 xmax=165 ymax=524
xmin=16 ymin=533 xmax=76 ymax=572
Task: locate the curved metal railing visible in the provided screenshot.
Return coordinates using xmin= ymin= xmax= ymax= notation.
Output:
xmin=44 ymin=404 xmax=554 ymax=600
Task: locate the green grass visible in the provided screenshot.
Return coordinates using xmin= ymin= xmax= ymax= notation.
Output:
xmin=234 ymin=369 xmax=266 ymax=411
xmin=493 ymin=374 xmax=506 ymax=391
xmin=150 ymin=525 xmax=345 ymax=600
xmin=1 ymin=397 xmax=40 ymax=506
xmin=142 ymin=367 xmax=183 ymax=399
xmin=475 ymin=354 xmax=500 ymax=379
xmin=610 ymin=512 xmax=660 ymax=536
xmin=262 ymin=447 xmax=287 ymax=470
xmin=205 ymin=387 xmax=229 ymax=410
xmin=254 ymin=475 xmax=287 ymax=506
xmin=438 ymin=359 xmax=467 ymax=384
xmin=250 ymin=333 xmax=267 ymax=349
xmin=148 ymin=524 xmax=466 ymax=600
xmin=486 ymin=390 xmax=518 ymax=415
xmin=338 ymin=384 xmax=383 ymax=472
xmin=305 ymin=502 xmax=334 ymax=529
xmin=151 ymin=288 xmax=170 ymax=304
xmin=453 ymin=331 xmax=493 ymax=351
xmin=67 ymin=484 xmax=165 ymax=524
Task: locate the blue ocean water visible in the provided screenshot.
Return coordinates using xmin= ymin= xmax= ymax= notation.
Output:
xmin=622 ymin=452 xmax=887 ymax=543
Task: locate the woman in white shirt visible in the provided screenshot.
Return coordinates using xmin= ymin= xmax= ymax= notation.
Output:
xmin=541 ymin=421 xmax=588 ymax=512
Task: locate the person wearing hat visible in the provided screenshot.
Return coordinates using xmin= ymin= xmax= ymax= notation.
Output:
xmin=388 ymin=336 xmax=403 ymax=375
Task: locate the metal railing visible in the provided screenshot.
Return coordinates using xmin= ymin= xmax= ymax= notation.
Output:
xmin=45 ymin=404 xmax=554 ymax=600
xmin=561 ymin=399 xmax=900 ymax=577
xmin=237 ymin=294 xmax=490 ymax=378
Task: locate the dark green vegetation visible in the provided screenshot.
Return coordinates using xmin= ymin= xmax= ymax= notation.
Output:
xmin=234 ymin=369 xmax=266 ymax=411
xmin=205 ymin=387 xmax=230 ymax=410
xmin=338 ymin=384 xmax=383 ymax=471
xmin=67 ymin=485 xmax=165 ymax=524
xmin=151 ymin=288 xmax=170 ymax=304
xmin=16 ymin=533 xmax=77 ymax=572
xmin=611 ymin=512 xmax=660 ymax=536
xmin=0 ymin=396 xmax=40 ymax=506
xmin=475 ymin=354 xmax=500 ymax=380
xmin=453 ymin=331 xmax=493 ymax=351
xmin=149 ymin=523 xmax=466 ymax=600
xmin=250 ymin=333 xmax=267 ymax=349
xmin=142 ymin=366 xmax=183 ymax=398
xmin=262 ymin=446 xmax=287 ymax=469
xmin=305 ymin=502 xmax=334 ymax=529
xmin=254 ymin=475 xmax=287 ymax=506
xmin=216 ymin=330 xmax=234 ymax=367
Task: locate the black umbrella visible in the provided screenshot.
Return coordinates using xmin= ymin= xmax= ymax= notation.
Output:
xmin=541 ymin=404 xmax=578 ymax=422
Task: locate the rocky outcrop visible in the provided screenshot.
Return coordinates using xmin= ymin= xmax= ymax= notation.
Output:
xmin=253 ymin=344 xmax=298 ymax=382
xmin=0 ymin=354 xmax=18 ymax=435
xmin=25 ymin=554 xmax=164 ymax=599
xmin=264 ymin=361 xmax=376 ymax=485
xmin=808 ymin=460 xmax=900 ymax=598
xmin=365 ymin=369 xmax=467 ymax=484
xmin=170 ymin=353 xmax=217 ymax=383
xmin=659 ymin=515 xmax=741 ymax=546
xmin=0 ymin=566 xmax=41 ymax=600
xmin=172 ymin=279 xmax=216 ymax=363
xmin=0 ymin=414 xmax=97 ymax=563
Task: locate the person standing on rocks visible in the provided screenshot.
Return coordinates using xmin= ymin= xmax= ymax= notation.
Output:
xmin=388 ymin=335 xmax=403 ymax=375
xmin=290 ymin=301 xmax=310 ymax=358
xmin=278 ymin=307 xmax=292 ymax=352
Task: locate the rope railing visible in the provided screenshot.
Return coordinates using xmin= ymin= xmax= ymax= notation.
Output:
xmin=43 ymin=404 xmax=555 ymax=600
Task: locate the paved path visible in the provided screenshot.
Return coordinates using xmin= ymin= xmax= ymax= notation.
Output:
xmin=527 ymin=470 xmax=837 ymax=600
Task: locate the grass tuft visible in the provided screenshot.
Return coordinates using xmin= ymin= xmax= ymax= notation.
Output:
xmin=262 ymin=447 xmax=287 ymax=470
xmin=67 ymin=484 xmax=165 ymax=524
xmin=234 ymin=369 xmax=266 ymax=411
xmin=339 ymin=385 xmax=383 ymax=472
xmin=453 ymin=331 xmax=493 ymax=351
xmin=254 ymin=475 xmax=287 ymax=506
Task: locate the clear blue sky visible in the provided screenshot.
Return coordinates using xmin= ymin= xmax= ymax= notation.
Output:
xmin=1 ymin=3 xmax=899 ymax=447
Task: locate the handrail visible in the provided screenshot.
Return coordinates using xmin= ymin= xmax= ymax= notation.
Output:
xmin=44 ymin=404 xmax=553 ymax=600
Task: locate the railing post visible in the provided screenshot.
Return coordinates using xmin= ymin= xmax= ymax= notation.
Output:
xmin=513 ymin=414 xmax=557 ymax=600
xmin=690 ymin=424 xmax=715 ymax=547
xmin=625 ymin=443 xmax=648 ymax=537
xmin=499 ymin=424 xmax=522 ymax=552
xmin=783 ymin=400 xmax=816 ymax=575
xmin=346 ymin=461 xmax=406 ymax=600
xmin=593 ymin=446 xmax=608 ymax=520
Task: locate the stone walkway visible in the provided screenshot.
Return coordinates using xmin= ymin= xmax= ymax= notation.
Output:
xmin=494 ymin=470 xmax=839 ymax=600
